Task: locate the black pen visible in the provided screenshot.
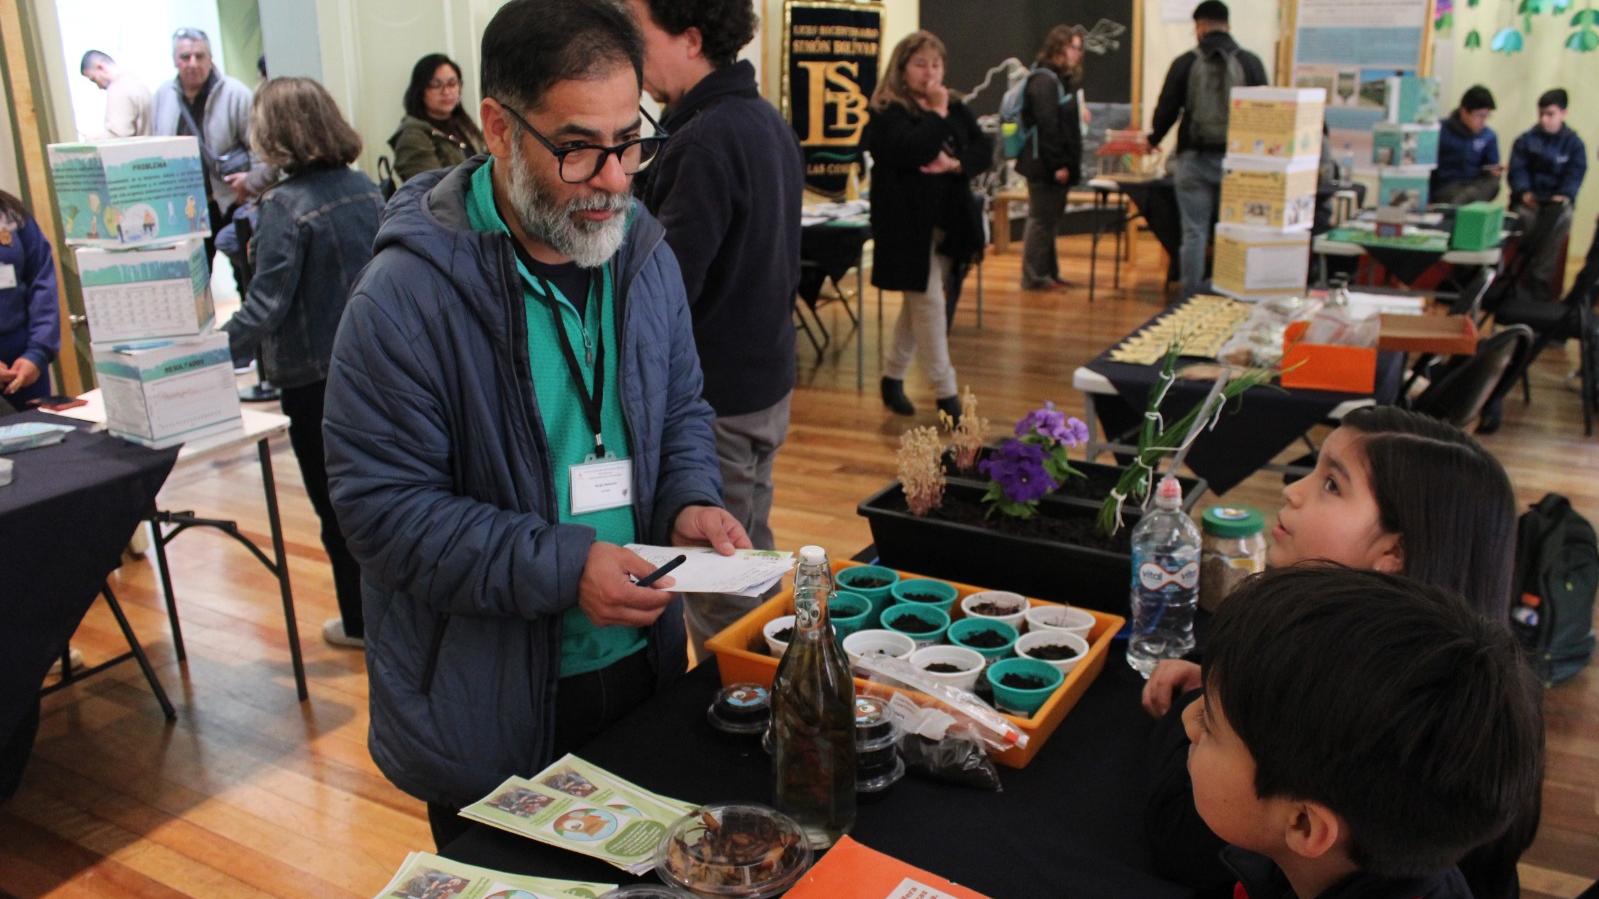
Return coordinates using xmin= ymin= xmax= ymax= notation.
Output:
xmin=635 ymin=554 xmax=687 ymax=588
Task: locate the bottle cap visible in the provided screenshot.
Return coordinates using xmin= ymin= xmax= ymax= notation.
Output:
xmin=1155 ymin=475 xmax=1183 ymax=508
xmin=1202 ymin=505 xmax=1266 ymax=538
xmin=799 ymin=545 xmax=827 ymax=564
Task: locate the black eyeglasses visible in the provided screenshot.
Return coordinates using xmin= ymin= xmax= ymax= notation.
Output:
xmin=493 ymin=99 xmax=668 ymax=184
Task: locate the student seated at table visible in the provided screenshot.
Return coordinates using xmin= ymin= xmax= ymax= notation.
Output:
xmin=1183 ymin=566 xmax=1542 ymax=899
xmin=1433 ymin=86 xmax=1504 ymax=205
xmin=1508 ymin=88 xmax=1587 ymax=294
xmin=1141 ymin=407 xmax=1538 ymax=899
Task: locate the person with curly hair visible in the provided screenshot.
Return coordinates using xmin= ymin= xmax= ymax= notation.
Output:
xmin=628 ymin=0 xmax=804 ymax=657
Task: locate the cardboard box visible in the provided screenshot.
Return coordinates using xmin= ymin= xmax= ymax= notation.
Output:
xmin=1385 ymin=75 xmax=1441 ymax=125
xmin=1219 ymin=156 xmax=1318 ymax=231
xmin=1225 ymin=87 xmax=1325 ymax=160
xmin=1212 ymin=223 xmax=1311 ymax=301
xmin=1372 ymin=123 xmax=1440 ymax=166
xmin=1376 ymin=165 xmax=1433 ymax=210
xmin=1282 ymin=320 xmax=1377 ymax=393
xmin=47 ymin=137 xmax=211 ymax=247
xmin=1452 ymin=201 xmax=1505 ymax=250
xmin=93 ymin=331 xmax=242 ymax=448
xmin=76 ymin=238 xmax=214 ymax=343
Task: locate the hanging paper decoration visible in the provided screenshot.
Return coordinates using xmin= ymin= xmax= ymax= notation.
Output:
xmin=1436 ymin=0 xmax=1454 ymax=31
xmin=1519 ymin=0 xmax=1545 ymax=12
xmin=1465 ymin=27 xmax=1484 ymax=46
xmin=1551 ymin=0 xmax=1572 ymax=12
xmin=1568 ymin=3 xmax=1599 ymax=49
xmin=1492 ymin=25 xmax=1527 ymax=50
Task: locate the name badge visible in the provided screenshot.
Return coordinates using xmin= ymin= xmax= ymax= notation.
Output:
xmin=0 ymin=264 xmax=15 ymax=290
xmin=570 ymin=456 xmax=633 ymax=514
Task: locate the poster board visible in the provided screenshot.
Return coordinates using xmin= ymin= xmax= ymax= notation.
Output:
xmin=782 ymin=0 xmax=884 ymax=198
xmin=1285 ymin=0 xmax=1433 ymax=167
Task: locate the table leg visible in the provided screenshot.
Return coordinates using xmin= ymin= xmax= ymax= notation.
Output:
xmin=1113 ymin=196 xmax=1124 ymax=290
xmin=856 ymin=263 xmax=865 ymax=392
xmin=149 ymin=513 xmax=187 ymax=662
xmin=1089 ymin=190 xmax=1102 ymax=303
xmin=993 ymin=196 xmax=1009 ymax=254
xmin=102 ymin=583 xmax=177 ymax=720
xmin=257 ymin=439 xmax=308 ymax=702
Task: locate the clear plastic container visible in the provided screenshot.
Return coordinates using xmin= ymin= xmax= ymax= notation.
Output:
xmin=600 ymin=887 xmax=696 ymax=898
xmin=1200 ymin=506 xmax=1267 ymax=612
xmin=654 ymin=802 xmax=813 ymax=899
xmin=706 ymin=683 xmax=771 ymax=736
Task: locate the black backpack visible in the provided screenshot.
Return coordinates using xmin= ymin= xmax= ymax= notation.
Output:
xmin=1510 ymin=493 xmax=1598 ymax=685
xmin=1184 ymin=45 xmax=1244 ymax=147
xmin=377 ymin=156 xmax=398 ymax=201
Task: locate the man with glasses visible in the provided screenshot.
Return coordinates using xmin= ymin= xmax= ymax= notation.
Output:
xmin=628 ymin=0 xmax=801 ymax=660
xmin=150 ymin=27 xmax=264 ymax=280
xmin=323 ymin=0 xmax=744 ymax=849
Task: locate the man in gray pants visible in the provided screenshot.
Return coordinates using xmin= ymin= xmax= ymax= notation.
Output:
xmin=631 ymin=0 xmax=804 ymax=657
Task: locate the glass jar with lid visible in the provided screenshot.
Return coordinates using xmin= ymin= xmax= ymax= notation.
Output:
xmin=1200 ymin=506 xmax=1267 ymax=612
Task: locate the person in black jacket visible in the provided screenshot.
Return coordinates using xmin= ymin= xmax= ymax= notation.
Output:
xmin=1018 ymin=24 xmax=1086 ymax=291
xmin=1148 ymin=0 xmax=1267 ymax=297
xmin=865 ymin=31 xmax=991 ymax=419
xmin=630 ymin=0 xmax=804 ymax=657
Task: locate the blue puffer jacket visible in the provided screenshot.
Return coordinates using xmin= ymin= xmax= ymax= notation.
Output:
xmin=323 ymin=156 xmax=721 ymax=808
xmin=1509 ymin=124 xmax=1587 ymax=200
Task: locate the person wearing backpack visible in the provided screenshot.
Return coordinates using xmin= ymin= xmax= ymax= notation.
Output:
xmin=1016 ymin=24 xmax=1086 ymax=292
xmin=1147 ymin=1 xmax=1267 ymax=297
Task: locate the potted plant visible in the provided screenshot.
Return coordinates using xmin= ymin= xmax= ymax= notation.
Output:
xmin=858 ymin=353 xmax=1274 ymax=611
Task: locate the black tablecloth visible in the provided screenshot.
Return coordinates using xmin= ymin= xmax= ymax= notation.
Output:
xmin=0 ymin=413 xmax=177 ymax=796
xmin=441 ymin=656 xmax=1191 ymax=897
xmin=1086 ymin=306 xmax=1404 ymax=494
xmin=1118 ymin=178 xmax=1181 ymax=284
xmin=798 ymin=221 xmax=871 ymax=306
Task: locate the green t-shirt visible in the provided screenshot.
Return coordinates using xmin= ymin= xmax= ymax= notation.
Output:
xmin=465 ymin=160 xmax=646 ymax=677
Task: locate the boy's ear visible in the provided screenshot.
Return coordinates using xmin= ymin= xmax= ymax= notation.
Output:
xmin=1282 ymin=799 xmax=1345 ymax=860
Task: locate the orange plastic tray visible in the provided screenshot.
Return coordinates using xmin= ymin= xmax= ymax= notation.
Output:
xmin=703 ymin=561 xmax=1125 ymax=768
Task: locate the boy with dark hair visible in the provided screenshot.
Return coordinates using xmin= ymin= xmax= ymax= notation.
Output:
xmin=1148 ymin=0 xmax=1269 ymax=297
xmin=1508 ymin=87 xmax=1587 ymax=289
xmin=1434 ymin=85 xmax=1504 ymax=204
xmin=628 ymin=0 xmax=804 ymax=657
xmin=1186 ymin=567 xmax=1542 ymax=898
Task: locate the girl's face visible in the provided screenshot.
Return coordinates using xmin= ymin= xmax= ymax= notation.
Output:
xmin=1269 ymin=426 xmax=1403 ymax=573
xmin=903 ymin=47 xmax=944 ymax=97
xmin=1060 ymin=36 xmax=1084 ymax=70
xmin=424 ymin=63 xmax=462 ymax=120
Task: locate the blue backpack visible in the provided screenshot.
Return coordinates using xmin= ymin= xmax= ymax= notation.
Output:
xmin=1000 ymin=66 xmax=1068 ymax=160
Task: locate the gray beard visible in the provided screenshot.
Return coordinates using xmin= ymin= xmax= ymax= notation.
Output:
xmin=506 ymin=137 xmax=629 ymax=268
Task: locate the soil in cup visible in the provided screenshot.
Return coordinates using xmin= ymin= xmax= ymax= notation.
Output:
xmin=922 ymin=662 xmax=965 ymax=673
xmin=901 ymin=592 xmax=946 ymax=604
xmin=774 ymin=627 xmax=793 ymax=643
xmin=1028 ymin=643 xmax=1081 ymax=661
xmin=970 ymin=601 xmax=1020 ymax=616
xmin=959 ymin=629 xmax=1009 ymax=649
xmin=889 ymin=614 xmax=937 ymax=633
xmin=845 ymin=575 xmax=893 ymax=589
xmin=999 ymin=673 xmax=1049 ymax=690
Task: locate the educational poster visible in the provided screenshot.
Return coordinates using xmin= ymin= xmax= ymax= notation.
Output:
xmin=782 ymin=0 xmax=883 ymax=197
xmin=1290 ymin=0 xmax=1430 ymax=168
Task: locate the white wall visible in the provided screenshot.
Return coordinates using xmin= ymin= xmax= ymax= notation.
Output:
xmin=1139 ymin=0 xmax=1283 ymax=149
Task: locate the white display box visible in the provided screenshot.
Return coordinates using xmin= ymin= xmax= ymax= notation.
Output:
xmin=93 ymin=331 xmax=242 ymax=449
xmin=47 ymin=136 xmax=211 ymax=248
xmin=1212 ymin=222 xmax=1312 ymax=301
xmin=76 ymin=238 xmax=215 ymax=343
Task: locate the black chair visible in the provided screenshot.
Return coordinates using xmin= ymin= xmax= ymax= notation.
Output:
xmin=1408 ymin=325 xmax=1534 ymax=430
xmin=1485 ymin=228 xmax=1599 ymax=435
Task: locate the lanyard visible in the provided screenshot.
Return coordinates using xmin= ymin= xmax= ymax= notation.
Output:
xmin=512 ymin=241 xmax=609 ymax=459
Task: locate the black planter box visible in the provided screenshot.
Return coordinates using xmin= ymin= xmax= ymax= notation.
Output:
xmin=941 ymin=452 xmax=1208 ymax=513
xmin=858 ymin=480 xmax=1143 ymax=614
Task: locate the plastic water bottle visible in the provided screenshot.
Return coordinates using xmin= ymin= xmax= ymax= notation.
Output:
xmin=1126 ymin=476 xmax=1201 ymax=677
xmin=1338 ymin=143 xmax=1356 ymax=185
xmin=772 ymin=546 xmax=856 ymax=848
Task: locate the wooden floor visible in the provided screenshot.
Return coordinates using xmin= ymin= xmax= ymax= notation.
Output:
xmin=4 ymin=235 xmax=1596 ymax=898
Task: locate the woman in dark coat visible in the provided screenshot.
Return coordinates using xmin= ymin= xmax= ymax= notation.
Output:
xmin=0 ymin=190 xmax=58 ymax=408
xmin=389 ymin=54 xmax=487 ymax=183
xmin=865 ymin=30 xmax=992 ymax=419
xmin=1018 ymin=24 xmax=1086 ymax=291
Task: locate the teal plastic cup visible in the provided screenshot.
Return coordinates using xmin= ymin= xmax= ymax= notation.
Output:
xmin=835 ymin=565 xmax=900 ymax=621
xmin=889 ymin=578 xmax=960 ymax=615
xmin=947 ymin=617 xmax=1019 ymax=664
xmin=986 ymin=657 xmax=1065 ymax=716
xmin=879 ymin=602 xmax=951 ymax=649
xmin=827 ymin=591 xmax=872 ymax=642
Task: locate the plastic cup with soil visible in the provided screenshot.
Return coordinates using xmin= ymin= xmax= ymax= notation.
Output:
xmin=834 ymin=565 xmax=900 ymax=621
xmin=879 ymin=603 xmax=951 ymax=649
xmin=827 ymin=591 xmax=872 ymax=643
xmin=842 ymin=629 xmax=916 ymax=671
xmin=1015 ymin=630 xmax=1091 ymax=676
xmin=947 ymin=617 xmax=1020 ymax=665
xmin=889 ymin=578 xmax=960 ymax=615
xmin=707 ymin=682 xmax=772 ymax=737
xmin=985 ymin=657 xmax=1065 ymax=717
xmin=959 ymin=590 xmax=1029 ymax=632
xmin=762 ymin=615 xmax=796 ymax=658
xmin=908 ymin=645 xmax=985 ymax=692
xmin=854 ymin=696 xmax=905 ymax=797
xmin=1023 ymin=604 xmax=1097 ymax=639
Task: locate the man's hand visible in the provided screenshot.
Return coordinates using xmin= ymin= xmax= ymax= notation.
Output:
xmin=1553 ymin=194 xmax=1569 ymax=205
xmin=919 ymin=152 xmax=961 ymax=175
xmin=1053 ymin=167 xmax=1070 ymax=184
xmin=4 ymin=358 xmax=40 ymax=395
xmin=671 ymin=505 xmax=751 ymax=555
xmin=0 ymin=360 xmax=13 ymax=386
xmin=1521 ymin=191 xmax=1538 ymax=209
xmin=1484 ymin=163 xmax=1506 ymax=177
xmin=578 ymin=542 xmax=677 ymax=627
xmin=1140 ymin=659 xmax=1204 ymax=719
xmin=224 ymin=171 xmax=251 ymax=204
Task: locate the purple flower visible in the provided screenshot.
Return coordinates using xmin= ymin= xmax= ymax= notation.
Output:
xmin=980 ymin=439 xmax=1056 ymax=503
xmin=1015 ymin=402 xmax=1090 ymax=448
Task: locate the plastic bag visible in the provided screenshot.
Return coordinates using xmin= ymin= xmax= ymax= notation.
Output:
xmin=853 ymin=655 xmax=1028 ymax=754
xmin=899 ymin=726 xmax=1003 ymax=791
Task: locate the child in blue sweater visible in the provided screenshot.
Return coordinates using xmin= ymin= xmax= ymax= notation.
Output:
xmin=1508 ymin=88 xmax=1588 ymax=290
